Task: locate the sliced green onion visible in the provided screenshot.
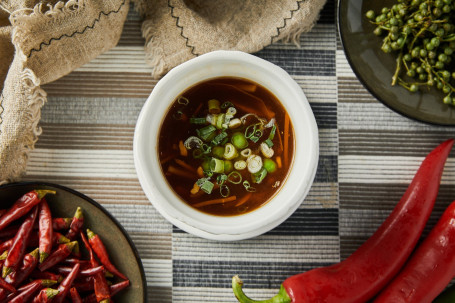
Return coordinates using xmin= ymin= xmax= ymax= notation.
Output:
xmin=193 ymin=149 xmax=203 ymax=159
xmin=196 ymin=125 xmax=216 ymax=141
xmin=184 ymin=136 xmax=203 ymax=150
xmin=224 ymin=160 xmax=234 ymax=173
xmin=217 ymin=174 xmax=228 ymax=185
xmin=260 ymin=142 xmax=274 ymax=158
xmin=252 ymin=167 xmax=267 ymax=184
xmin=221 ymin=137 xmax=229 ymax=145
xmin=173 ymin=110 xmax=184 ymax=120
xmin=220 ymin=184 xmax=230 ymax=197
xmin=240 ymin=149 xmax=252 ymax=158
xmin=212 ymin=146 xmax=225 ymax=159
xmin=264 ymin=138 xmax=274 ymax=148
xmin=228 ymin=118 xmax=242 ymax=129
xmin=226 ymin=107 xmax=237 ymax=116
xmin=201 ymin=144 xmax=212 ymax=154
xmin=224 ymin=143 xmax=238 ymax=160
xmin=177 ymin=96 xmax=189 ymax=105
xmin=263 ymin=158 xmax=277 ymax=173
xmin=243 ymin=180 xmax=256 ymax=192
xmin=227 ymin=171 xmax=242 ymax=184
xmin=210 ymin=158 xmax=225 ymax=173
xmin=268 ymin=124 xmax=276 ymax=140
xmin=216 ymin=113 xmax=226 ymax=129
xmin=250 ymin=136 xmax=260 ymax=143
xmin=221 ymin=101 xmax=234 ymax=109
xmin=234 ymin=160 xmax=247 ymax=170
xmin=190 ymin=117 xmax=207 ymax=124
xmin=201 ymin=160 xmax=211 ymax=172
xmin=246 ymin=155 xmax=263 ymax=174
xmin=208 ymin=99 xmax=221 ymax=114
xmin=231 ymin=132 xmax=248 ymax=149
xmin=196 ymin=177 xmax=210 ymax=187
xmin=245 ymin=124 xmax=256 ymax=139
xmin=211 ymin=131 xmax=228 ymax=146
xmin=200 ymin=180 xmax=214 ymax=194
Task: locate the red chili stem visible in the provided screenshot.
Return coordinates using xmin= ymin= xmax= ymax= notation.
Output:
xmin=53 ymin=263 xmax=80 ymax=303
xmin=66 ymin=207 xmax=84 ymax=241
xmin=38 ymin=199 xmax=53 ymax=264
xmin=31 ymin=288 xmax=60 ymax=303
xmin=0 ymin=190 xmax=55 ymax=232
xmin=38 ymin=241 xmax=76 ymax=272
xmin=374 ymin=200 xmax=455 ymax=302
xmin=86 ymin=229 xmax=127 ymax=280
xmin=70 ymin=287 xmax=83 ymax=303
xmin=3 ymin=206 xmax=39 ymax=278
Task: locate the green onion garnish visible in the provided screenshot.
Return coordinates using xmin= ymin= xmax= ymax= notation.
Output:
xmin=227 ymin=171 xmax=242 ymax=184
xmin=220 ymin=184 xmax=230 ymax=197
xmin=197 ymin=125 xmax=216 ymax=141
xmin=210 ymin=158 xmax=225 ymax=173
xmin=221 ymin=101 xmax=234 ymax=109
xmin=264 ymin=138 xmax=274 ymax=148
xmin=196 ymin=178 xmax=210 ymax=187
xmin=211 ymin=131 xmax=228 ymax=146
xmin=208 ymin=99 xmax=221 ymax=114
xmin=269 ymin=124 xmax=276 ymax=140
xmin=231 ymin=132 xmax=248 ymax=149
xmin=177 ymin=96 xmax=189 ymax=105
xmin=190 ymin=117 xmax=207 ymax=124
xmin=201 ymin=144 xmax=212 ymax=154
xmin=252 ymin=167 xmax=268 ymax=184
xmin=200 ymin=180 xmax=214 ymax=194
xmin=217 ymin=174 xmax=228 ymax=185
xmin=263 ymin=158 xmax=277 ymax=173
xmin=193 ymin=149 xmax=203 ymax=159
xmin=223 ymin=143 xmax=238 ymax=160
xmin=243 ymin=180 xmax=256 ymax=192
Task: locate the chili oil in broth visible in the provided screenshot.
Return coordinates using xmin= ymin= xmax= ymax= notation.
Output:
xmin=158 ymin=77 xmax=295 ymax=216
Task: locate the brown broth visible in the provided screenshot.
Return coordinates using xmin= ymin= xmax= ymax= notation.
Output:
xmin=158 ymin=77 xmax=294 ymax=216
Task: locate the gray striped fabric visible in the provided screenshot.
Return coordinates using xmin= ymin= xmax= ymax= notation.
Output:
xmin=23 ymin=1 xmax=455 ymax=302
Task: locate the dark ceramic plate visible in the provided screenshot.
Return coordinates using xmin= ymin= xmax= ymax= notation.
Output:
xmin=338 ymin=0 xmax=455 ymax=126
xmin=0 ymin=182 xmax=146 ymax=303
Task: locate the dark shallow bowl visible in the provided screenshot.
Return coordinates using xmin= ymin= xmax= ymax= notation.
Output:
xmin=0 ymin=182 xmax=146 ymax=303
xmin=338 ymin=0 xmax=455 ymax=126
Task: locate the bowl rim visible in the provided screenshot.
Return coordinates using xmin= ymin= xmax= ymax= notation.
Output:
xmin=337 ymin=0 xmax=455 ymax=127
xmin=134 ymin=50 xmax=319 ymax=241
xmin=0 ymin=181 xmax=148 ymax=302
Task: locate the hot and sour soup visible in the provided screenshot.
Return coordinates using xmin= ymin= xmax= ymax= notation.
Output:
xmin=158 ymin=77 xmax=295 ymax=216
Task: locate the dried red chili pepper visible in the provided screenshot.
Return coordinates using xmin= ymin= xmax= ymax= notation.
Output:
xmin=0 ymin=276 xmax=15 ymax=293
xmin=232 ymin=138 xmax=454 ymax=303
xmin=0 ymin=240 xmax=12 ymax=254
xmin=4 ymin=248 xmax=39 ymax=287
xmin=38 ymin=199 xmax=53 ymax=264
xmin=70 ymin=287 xmax=83 ymax=303
xmin=66 ymin=207 xmax=84 ymax=241
xmin=82 ymin=280 xmax=130 ymax=303
xmin=8 ymin=279 xmax=56 ymax=303
xmin=28 ymin=231 xmax=70 ymax=248
xmin=53 ymin=263 xmax=80 ymax=303
xmin=55 ymin=265 xmax=104 ymax=277
xmin=374 ymin=200 xmax=455 ymax=302
xmin=86 ymin=229 xmax=127 ymax=280
xmin=64 ymin=258 xmax=92 ymax=268
xmin=81 ymin=231 xmax=111 ymax=303
xmin=73 ymin=276 xmax=95 ymax=293
xmin=0 ymin=226 xmax=20 ymax=239
xmin=52 ymin=218 xmax=72 ymax=230
xmin=3 ymin=205 xmax=39 ymax=278
xmin=0 ymin=190 xmax=55 ymax=232
xmin=32 ymin=288 xmax=59 ymax=303
xmin=30 ymin=271 xmax=62 ymax=283
xmin=38 ymin=241 xmax=77 ymax=272
xmin=0 ymin=210 xmax=6 ymax=218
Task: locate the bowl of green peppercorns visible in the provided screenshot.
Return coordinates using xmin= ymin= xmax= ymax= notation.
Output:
xmin=338 ymin=0 xmax=455 ymax=126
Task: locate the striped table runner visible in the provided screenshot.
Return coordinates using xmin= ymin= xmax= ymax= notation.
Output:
xmin=23 ymin=1 xmax=455 ymax=302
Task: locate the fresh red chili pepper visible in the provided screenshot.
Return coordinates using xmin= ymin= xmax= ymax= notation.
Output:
xmin=66 ymin=207 xmax=83 ymax=241
xmin=82 ymin=280 xmax=130 ymax=303
xmin=70 ymin=287 xmax=83 ymax=303
xmin=8 ymin=279 xmax=56 ymax=303
xmin=374 ymin=200 xmax=455 ymax=302
xmin=0 ymin=276 xmax=15 ymax=293
xmin=0 ymin=190 xmax=55 ymax=232
xmin=232 ymin=138 xmax=455 ymax=303
xmin=81 ymin=231 xmax=111 ymax=302
xmin=55 ymin=265 xmax=105 ymax=277
xmin=3 ymin=205 xmax=39 ymax=278
xmin=38 ymin=241 xmax=77 ymax=272
xmin=51 ymin=218 xmax=72 ymax=230
xmin=32 ymin=288 xmax=59 ymax=303
xmin=38 ymin=199 xmax=53 ymax=264
xmin=86 ymin=229 xmax=127 ymax=280
xmin=53 ymin=263 xmax=80 ymax=303
xmin=30 ymin=270 xmax=63 ymax=283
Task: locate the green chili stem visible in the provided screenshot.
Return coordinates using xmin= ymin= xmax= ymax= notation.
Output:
xmin=36 ymin=190 xmax=57 ymax=200
xmin=232 ymin=276 xmax=291 ymax=303
xmin=392 ymin=51 xmax=403 ymax=86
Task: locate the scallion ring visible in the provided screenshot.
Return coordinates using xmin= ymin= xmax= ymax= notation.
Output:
xmin=224 ymin=143 xmax=238 ymax=160
xmin=227 ymin=171 xmax=242 ymax=184
xmin=210 ymin=158 xmax=225 ymax=173
xmin=243 ymin=180 xmax=256 ymax=192
xmin=220 ymin=184 xmax=230 ymax=198
xmin=177 ymin=96 xmax=189 ymax=105
xmin=172 ymin=111 xmax=184 ymax=120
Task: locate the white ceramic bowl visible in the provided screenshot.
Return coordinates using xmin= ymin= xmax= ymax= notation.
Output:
xmin=134 ymin=50 xmax=319 ymax=241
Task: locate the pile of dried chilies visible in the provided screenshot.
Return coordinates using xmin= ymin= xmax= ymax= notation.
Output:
xmin=0 ymin=191 xmax=129 ymax=302
xmin=232 ymin=138 xmax=455 ymax=303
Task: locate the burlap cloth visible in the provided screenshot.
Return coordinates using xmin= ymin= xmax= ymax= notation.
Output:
xmin=0 ymin=0 xmax=326 ymax=184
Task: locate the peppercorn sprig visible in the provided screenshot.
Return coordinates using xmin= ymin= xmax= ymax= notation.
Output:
xmin=366 ymin=0 xmax=455 ymax=105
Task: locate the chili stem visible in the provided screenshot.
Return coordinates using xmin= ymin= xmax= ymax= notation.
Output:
xmin=391 ymin=51 xmax=403 ymax=86
xmin=232 ymin=276 xmax=291 ymax=303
